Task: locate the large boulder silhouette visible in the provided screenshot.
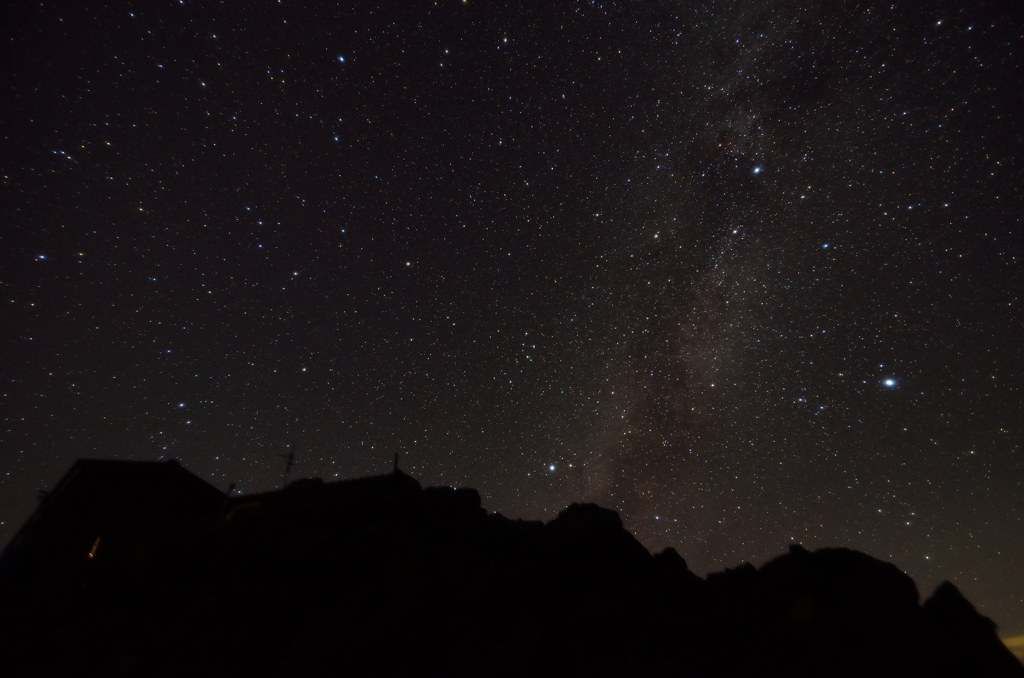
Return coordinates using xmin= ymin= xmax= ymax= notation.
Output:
xmin=925 ymin=581 xmax=1024 ymax=677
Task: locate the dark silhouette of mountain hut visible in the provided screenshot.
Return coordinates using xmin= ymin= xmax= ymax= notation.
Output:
xmin=0 ymin=459 xmax=225 ymax=578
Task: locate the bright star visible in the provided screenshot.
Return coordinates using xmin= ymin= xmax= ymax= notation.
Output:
xmin=752 ymin=166 xmax=762 ymax=174
xmin=549 ymin=464 xmax=555 ymax=471
xmin=337 ymin=55 xmax=345 ymax=63
xmin=883 ymin=379 xmax=896 ymax=387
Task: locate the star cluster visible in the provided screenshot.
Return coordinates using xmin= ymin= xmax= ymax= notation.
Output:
xmin=2 ymin=0 xmax=1022 ymax=634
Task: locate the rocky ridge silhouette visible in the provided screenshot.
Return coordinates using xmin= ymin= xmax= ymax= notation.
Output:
xmin=1 ymin=469 xmax=1020 ymax=677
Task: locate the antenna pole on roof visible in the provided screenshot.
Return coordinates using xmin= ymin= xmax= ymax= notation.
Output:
xmin=219 ymin=482 xmax=236 ymax=521
xmin=393 ymin=452 xmax=399 ymax=474
xmin=278 ymin=445 xmax=296 ymax=486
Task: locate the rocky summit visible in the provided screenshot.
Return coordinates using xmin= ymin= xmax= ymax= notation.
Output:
xmin=1 ymin=468 xmax=1021 ymax=677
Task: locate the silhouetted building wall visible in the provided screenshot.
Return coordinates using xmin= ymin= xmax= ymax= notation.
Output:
xmin=0 ymin=459 xmax=225 ymax=577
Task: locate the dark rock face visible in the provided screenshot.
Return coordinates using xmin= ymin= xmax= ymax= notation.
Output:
xmin=925 ymin=581 xmax=1024 ymax=678
xmin=0 ymin=470 xmax=1019 ymax=677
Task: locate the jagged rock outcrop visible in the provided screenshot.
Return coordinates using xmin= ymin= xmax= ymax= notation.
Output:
xmin=0 ymin=469 xmax=1019 ymax=677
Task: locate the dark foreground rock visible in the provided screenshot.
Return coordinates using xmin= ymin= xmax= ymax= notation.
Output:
xmin=1 ymin=469 xmax=1020 ymax=677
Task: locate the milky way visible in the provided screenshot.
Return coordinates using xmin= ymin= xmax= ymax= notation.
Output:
xmin=2 ymin=0 xmax=1021 ymax=634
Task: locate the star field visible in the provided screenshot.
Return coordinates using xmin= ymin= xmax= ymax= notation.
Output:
xmin=2 ymin=0 xmax=1022 ymax=634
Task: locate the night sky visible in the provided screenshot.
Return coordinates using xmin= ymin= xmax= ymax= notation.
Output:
xmin=3 ymin=0 xmax=1022 ymax=635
